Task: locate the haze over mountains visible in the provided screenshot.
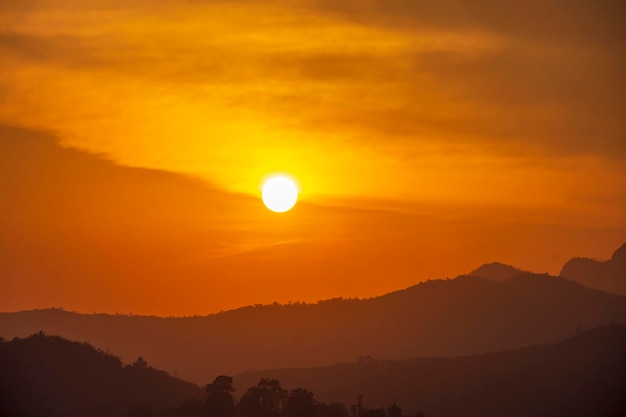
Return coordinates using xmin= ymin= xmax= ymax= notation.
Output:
xmin=2 ymin=245 xmax=625 ymax=385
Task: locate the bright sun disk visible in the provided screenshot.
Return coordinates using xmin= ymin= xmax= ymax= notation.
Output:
xmin=262 ymin=176 xmax=298 ymax=212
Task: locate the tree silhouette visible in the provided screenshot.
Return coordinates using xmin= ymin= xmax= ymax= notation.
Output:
xmin=387 ymin=403 xmax=402 ymax=417
xmin=205 ymin=375 xmax=236 ymax=417
xmin=132 ymin=356 xmax=148 ymax=369
xmin=239 ymin=378 xmax=288 ymax=417
xmin=316 ymin=402 xmax=350 ymax=417
xmin=282 ymin=388 xmax=318 ymax=417
xmin=361 ymin=408 xmax=387 ymax=417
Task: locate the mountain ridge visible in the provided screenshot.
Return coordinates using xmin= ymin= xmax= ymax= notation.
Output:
xmin=1 ymin=272 xmax=625 ymax=384
xmin=560 ymin=242 xmax=626 ymax=294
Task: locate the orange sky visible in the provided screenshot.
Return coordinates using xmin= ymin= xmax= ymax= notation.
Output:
xmin=1 ymin=0 xmax=625 ymax=315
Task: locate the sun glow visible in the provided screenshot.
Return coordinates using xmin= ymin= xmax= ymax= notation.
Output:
xmin=262 ymin=176 xmax=299 ymax=212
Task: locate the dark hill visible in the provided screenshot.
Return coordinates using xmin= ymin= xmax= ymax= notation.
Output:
xmin=1 ymin=273 xmax=625 ymax=384
xmin=560 ymin=242 xmax=626 ymax=294
xmin=470 ymin=262 xmax=527 ymax=281
xmin=0 ymin=333 xmax=201 ymax=417
xmin=234 ymin=325 xmax=626 ymax=417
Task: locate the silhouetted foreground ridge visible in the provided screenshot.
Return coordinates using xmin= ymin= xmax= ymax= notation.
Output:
xmin=0 ymin=333 xmax=201 ymax=417
xmin=2 ymin=326 xmax=625 ymax=417
xmin=235 ymin=324 xmax=626 ymax=417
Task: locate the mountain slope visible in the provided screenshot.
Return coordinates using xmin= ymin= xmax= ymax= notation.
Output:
xmin=1 ymin=273 xmax=625 ymax=384
xmin=0 ymin=332 xmax=201 ymax=417
xmin=235 ymin=325 xmax=626 ymax=417
xmin=560 ymin=242 xmax=626 ymax=294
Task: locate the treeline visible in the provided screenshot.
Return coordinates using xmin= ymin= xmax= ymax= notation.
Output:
xmin=152 ymin=376 xmax=425 ymax=417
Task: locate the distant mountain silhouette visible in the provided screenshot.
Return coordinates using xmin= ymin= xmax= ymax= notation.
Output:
xmin=560 ymin=242 xmax=626 ymax=295
xmin=470 ymin=262 xmax=527 ymax=281
xmin=235 ymin=325 xmax=626 ymax=417
xmin=1 ymin=274 xmax=625 ymax=384
xmin=0 ymin=332 xmax=201 ymax=417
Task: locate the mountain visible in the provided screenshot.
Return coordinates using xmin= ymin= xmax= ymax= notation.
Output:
xmin=560 ymin=242 xmax=626 ymax=295
xmin=0 ymin=332 xmax=201 ymax=417
xmin=470 ymin=262 xmax=527 ymax=281
xmin=234 ymin=325 xmax=626 ymax=417
xmin=1 ymin=273 xmax=625 ymax=385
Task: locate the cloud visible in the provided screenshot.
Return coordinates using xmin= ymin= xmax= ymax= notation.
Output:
xmin=2 ymin=0 xmax=623 ymax=165
xmin=0 ymin=1 xmax=623 ymax=225
xmin=310 ymin=0 xmax=626 ymax=47
xmin=0 ymin=124 xmax=279 ymax=263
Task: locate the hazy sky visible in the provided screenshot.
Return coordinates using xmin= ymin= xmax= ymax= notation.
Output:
xmin=1 ymin=0 xmax=624 ymax=315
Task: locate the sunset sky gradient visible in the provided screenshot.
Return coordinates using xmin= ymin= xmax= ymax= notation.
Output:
xmin=1 ymin=0 xmax=624 ymax=315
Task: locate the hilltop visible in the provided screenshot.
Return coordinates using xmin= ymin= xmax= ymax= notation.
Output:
xmin=469 ymin=262 xmax=527 ymax=281
xmin=560 ymin=242 xmax=626 ymax=295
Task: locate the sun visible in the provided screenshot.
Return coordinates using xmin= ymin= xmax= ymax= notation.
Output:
xmin=262 ymin=176 xmax=299 ymax=212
